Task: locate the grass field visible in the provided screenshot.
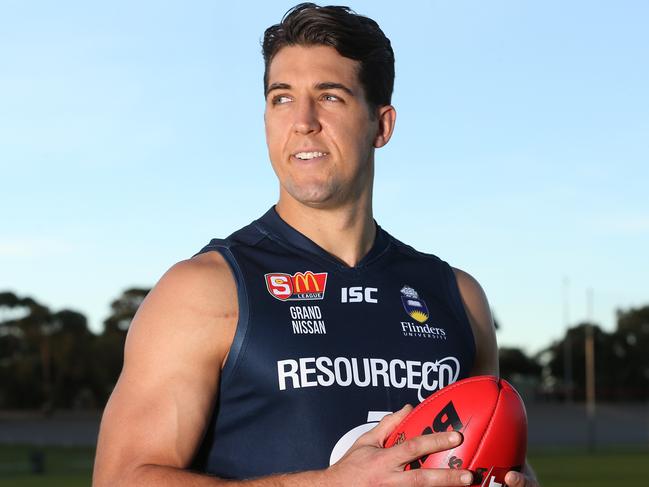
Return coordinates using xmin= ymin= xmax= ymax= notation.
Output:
xmin=529 ymin=447 xmax=648 ymax=487
xmin=0 ymin=445 xmax=647 ymax=486
xmin=0 ymin=445 xmax=93 ymax=487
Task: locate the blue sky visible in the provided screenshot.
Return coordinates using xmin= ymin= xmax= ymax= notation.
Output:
xmin=1 ymin=0 xmax=647 ymax=353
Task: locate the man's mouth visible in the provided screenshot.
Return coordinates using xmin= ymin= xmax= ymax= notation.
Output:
xmin=294 ymin=151 xmax=328 ymax=160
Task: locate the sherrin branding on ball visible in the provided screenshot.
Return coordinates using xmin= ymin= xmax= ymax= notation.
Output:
xmin=384 ymin=375 xmax=527 ymax=487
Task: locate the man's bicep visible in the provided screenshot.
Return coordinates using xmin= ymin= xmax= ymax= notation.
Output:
xmin=94 ymin=255 xmax=238 ymax=484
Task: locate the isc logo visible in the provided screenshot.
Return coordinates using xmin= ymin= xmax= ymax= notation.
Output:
xmin=341 ymin=287 xmax=378 ymax=303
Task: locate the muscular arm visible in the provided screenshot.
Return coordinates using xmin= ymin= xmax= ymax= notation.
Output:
xmin=453 ymin=268 xmax=540 ymax=487
xmin=93 ymin=252 xmax=239 ymax=486
xmin=93 ymin=253 xmax=473 ymax=487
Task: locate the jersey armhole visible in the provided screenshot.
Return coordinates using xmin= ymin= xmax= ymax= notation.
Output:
xmin=442 ymin=262 xmax=477 ymax=373
xmin=195 ymin=243 xmax=250 ymax=386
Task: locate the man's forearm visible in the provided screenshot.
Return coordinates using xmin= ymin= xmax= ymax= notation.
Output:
xmin=96 ymin=410 xmax=475 ymax=487
xmin=123 ymin=464 xmax=328 ymax=487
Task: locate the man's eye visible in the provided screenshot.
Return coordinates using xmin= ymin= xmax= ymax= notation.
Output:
xmin=272 ymin=95 xmax=292 ymax=105
xmin=322 ymin=94 xmax=340 ymax=102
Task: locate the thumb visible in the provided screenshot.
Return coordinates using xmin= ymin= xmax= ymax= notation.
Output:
xmin=505 ymin=471 xmax=533 ymax=487
xmin=358 ymin=404 xmax=414 ymax=447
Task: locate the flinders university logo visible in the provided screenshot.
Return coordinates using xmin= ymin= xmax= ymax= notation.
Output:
xmin=265 ymin=271 xmax=328 ymax=301
xmin=400 ymin=285 xmax=429 ymax=323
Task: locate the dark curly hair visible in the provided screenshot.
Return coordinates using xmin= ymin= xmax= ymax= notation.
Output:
xmin=262 ymin=3 xmax=395 ymax=111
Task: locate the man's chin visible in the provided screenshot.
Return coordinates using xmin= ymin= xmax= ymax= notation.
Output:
xmin=283 ymin=185 xmax=340 ymax=208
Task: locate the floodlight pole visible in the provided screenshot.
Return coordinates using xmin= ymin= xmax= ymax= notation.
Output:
xmin=585 ymin=288 xmax=596 ymax=451
xmin=563 ymin=277 xmax=573 ymax=402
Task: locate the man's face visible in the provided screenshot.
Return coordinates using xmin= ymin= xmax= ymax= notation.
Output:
xmin=264 ymin=45 xmax=380 ymax=209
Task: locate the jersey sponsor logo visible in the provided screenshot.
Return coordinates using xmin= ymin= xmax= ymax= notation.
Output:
xmin=289 ymin=305 xmax=326 ymax=334
xmin=400 ymin=285 xmax=429 ymax=323
xmin=401 ymin=321 xmax=447 ymax=339
xmin=276 ymin=355 xmax=460 ymax=401
xmin=399 ymin=286 xmax=446 ymax=339
xmin=341 ymin=286 xmax=378 ymax=303
xmin=265 ymin=271 xmax=328 ymax=301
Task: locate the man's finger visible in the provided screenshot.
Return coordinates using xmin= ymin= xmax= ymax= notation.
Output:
xmin=387 ymin=431 xmax=463 ymax=466
xmin=355 ymin=404 xmax=414 ymax=447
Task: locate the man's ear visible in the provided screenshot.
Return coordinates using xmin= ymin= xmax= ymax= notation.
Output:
xmin=373 ymin=105 xmax=397 ymax=148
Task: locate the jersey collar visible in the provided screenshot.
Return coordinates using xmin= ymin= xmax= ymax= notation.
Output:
xmin=255 ymin=206 xmax=391 ymax=270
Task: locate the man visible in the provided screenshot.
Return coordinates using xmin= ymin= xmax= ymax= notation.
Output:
xmin=93 ymin=4 xmax=539 ymax=486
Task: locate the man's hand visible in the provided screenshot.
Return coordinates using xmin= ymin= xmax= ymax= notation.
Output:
xmin=325 ymin=405 xmax=474 ymax=486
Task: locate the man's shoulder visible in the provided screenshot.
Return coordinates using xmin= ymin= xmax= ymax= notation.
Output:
xmin=149 ymin=252 xmax=237 ymax=320
xmin=168 ymin=251 xmax=234 ymax=289
xmin=451 ymin=267 xmax=485 ymax=298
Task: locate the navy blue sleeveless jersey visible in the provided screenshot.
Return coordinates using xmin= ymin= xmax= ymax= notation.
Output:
xmin=190 ymin=207 xmax=475 ymax=478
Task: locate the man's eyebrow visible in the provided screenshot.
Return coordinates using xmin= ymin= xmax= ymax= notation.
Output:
xmin=266 ymin=82 xmax=291 ymax=97
xmin=265 ymin=82 xmax=355 ymax=97
xmin=316 ymin=82 xmax=355 ymax=96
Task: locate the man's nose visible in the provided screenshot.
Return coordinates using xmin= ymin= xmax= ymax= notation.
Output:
xmin=292 ymin=99 xmax=321 ymax=134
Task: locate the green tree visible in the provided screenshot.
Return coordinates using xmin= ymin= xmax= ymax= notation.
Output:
xmin=92 ymin=287 xmax=150 ymax=405
xmin=103 ymin=288 xmax=149 ymax=334
xmin=609 ymin=305 xmax=649 ymax=400
xmin=0 ymin=288 xmax=152 ymax=409
xmin=499 ymin=347 xmax=541 ymax=382
xmin=543 ymin=321 xmax=639 ymax=401
xmin=48 ymin=310 xmax=97 ymax=408
xmin=0 ymin=292 xmax=53 ymax=408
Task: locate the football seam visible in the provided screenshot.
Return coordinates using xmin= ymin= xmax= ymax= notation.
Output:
xmin=386 ymin=375 xmax=498 ymax=444
xmin=464 ymin=381 xmax=503 ymax=469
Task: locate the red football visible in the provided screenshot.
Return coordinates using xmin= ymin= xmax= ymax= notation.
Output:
xmin=384 ymin=375 xmax=527 ymax=487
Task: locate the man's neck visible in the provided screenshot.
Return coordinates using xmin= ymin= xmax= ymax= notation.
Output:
xmin=275 ymin=198 xmax=376 ymax=268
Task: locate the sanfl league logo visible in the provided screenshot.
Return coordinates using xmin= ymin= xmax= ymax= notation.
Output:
xmin=266 ymin=271 xmax=328 ymax=301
